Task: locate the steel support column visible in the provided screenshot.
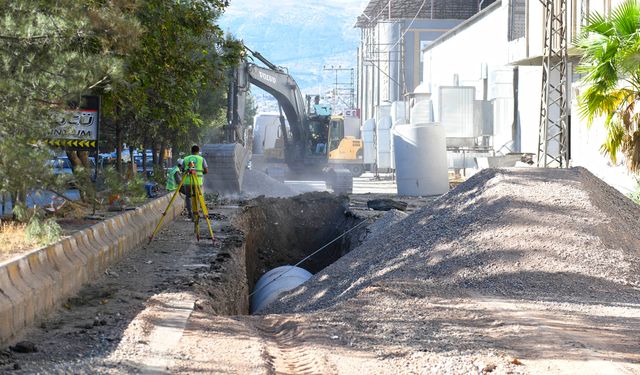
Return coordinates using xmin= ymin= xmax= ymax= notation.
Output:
xmin=537 ymin=0 xmax=569 ymax=167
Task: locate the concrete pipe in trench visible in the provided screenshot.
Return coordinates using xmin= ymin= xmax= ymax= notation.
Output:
xmin=251 ymin=265 xmax=312 ymax=314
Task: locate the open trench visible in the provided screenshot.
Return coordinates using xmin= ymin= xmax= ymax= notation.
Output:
xmin=0 ymin=191 xmax=370 ymax=373
xmin=194 ymin=191 xmax=366 ymax=316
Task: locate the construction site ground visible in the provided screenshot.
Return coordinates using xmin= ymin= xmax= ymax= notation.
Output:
xmin=2 ymin=169 xmax=640 ymax=374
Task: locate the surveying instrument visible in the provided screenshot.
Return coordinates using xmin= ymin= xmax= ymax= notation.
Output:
xmin=148 ymin=160 xmax=215 ymax=244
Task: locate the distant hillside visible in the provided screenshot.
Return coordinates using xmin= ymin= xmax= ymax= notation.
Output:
xmin=219 ymin=0 xmax=364 ymax=99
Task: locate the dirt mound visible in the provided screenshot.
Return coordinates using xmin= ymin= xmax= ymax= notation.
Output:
xmin=264 ymin=167 xmax=640 ymax=314
xmin=364 ymin=209 xmax=408 ymax=240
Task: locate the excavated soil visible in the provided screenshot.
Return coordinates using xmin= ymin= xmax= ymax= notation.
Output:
xmin=3 ymin=167 xmax=640 ymax=374
xmin=239 ymin=192 xmax=362 ymax=286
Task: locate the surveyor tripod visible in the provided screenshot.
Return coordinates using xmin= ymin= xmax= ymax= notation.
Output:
xmin=148 ymin=166 xmax=215 ymax=244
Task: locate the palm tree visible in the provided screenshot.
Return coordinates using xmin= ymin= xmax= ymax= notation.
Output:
xmin=577 ymin=0 xmax=640 ymax=172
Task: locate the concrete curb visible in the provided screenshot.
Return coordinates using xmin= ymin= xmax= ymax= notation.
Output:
xmin=0 ymin=193 xmax=184 ymax=346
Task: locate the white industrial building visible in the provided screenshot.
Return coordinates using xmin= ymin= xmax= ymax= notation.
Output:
xmin=355 ymin=0 xmax=496 ymax=123
xmin=356 ymin=0 xmax=497 ymax=175
xmin=422 ymin=0 xmax=636 ymax=192
xmin=357 ymin=0 xmax=638 ymax=194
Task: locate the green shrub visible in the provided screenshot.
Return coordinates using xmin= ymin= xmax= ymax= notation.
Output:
xmin=103 ymin=166 xmax=126 ymax=197
xmin=152 ymin=165 xmax=167 ymax=185
xmin=126 ymin=174 xmax=148 ymax=204
xmin=26 ymin=217 xmax=62 ymax=245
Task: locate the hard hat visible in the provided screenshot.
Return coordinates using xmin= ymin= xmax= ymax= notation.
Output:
xmin=177 ymin=158 xmax=184 ymax=166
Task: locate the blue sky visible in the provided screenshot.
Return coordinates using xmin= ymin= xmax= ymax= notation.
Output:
xmin=219 ymin=0 xmax=369 ymax=94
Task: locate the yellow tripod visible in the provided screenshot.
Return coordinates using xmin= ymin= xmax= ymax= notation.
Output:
xmin=148 ymin=166 xmax=215 ymax=244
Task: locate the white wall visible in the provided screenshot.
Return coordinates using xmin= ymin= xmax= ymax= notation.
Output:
xmin=424 ymin=3 xmax=510 ymax=120
xmin=570 ymin=80 xmax=637 ymax=193
xmin=516 ymin=66 xmax=542 ymax=154
xmin=420 ymin=0 xmax=637 ymax=195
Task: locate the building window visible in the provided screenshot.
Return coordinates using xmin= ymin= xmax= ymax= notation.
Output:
xmin=509 ymin=0 xmax=526 ymax=41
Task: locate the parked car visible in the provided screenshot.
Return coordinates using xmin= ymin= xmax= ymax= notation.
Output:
xmin=48 ymin=156 xmax=96 ymax=175
xmin=135 ymin=155 xmax=155 ymax=177
xmin=47 ymin=156 xmax=73 ymax=175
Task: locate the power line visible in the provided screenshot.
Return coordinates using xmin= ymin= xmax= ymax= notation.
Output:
xmin=359 ymin=0 xmax=393 ymax=27
xmin=384 ymin=0 xmax=428 ymax=53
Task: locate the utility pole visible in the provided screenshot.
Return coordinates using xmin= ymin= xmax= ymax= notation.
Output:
xmin=537 ymin=0 xmax=569 ymax=167
xmin=323 ymin=65 xmax=355 ymax=110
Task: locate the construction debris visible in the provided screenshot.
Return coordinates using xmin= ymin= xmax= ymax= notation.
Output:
xmin=366 ymin=198 xmax=408 ymax=211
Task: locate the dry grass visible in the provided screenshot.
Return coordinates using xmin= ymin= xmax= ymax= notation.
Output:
xmin=0 ymin=221 xmax=39 ymax=262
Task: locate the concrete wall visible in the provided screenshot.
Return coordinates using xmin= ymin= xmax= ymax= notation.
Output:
xmin=0 ymin=194 xmax=184 ymax=346
xmin=516 ymin=65 xmax=543 ymax=154
xmin=508 ymin=0 xmax=625 ymax=64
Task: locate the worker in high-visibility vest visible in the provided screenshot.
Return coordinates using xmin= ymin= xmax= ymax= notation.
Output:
xmin=165 ymin=158 xmax=184 ymax=192
xmin=182 ymin=145 xmax=208 ymax=219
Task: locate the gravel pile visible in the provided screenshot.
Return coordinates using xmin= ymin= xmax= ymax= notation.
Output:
xmin=265 ymin=167 xmax=640 ymax=314
xmin=240 ymin=169 xmax=298 ymax=198
xmin=364 ymin=209 xmax=408 ymax=240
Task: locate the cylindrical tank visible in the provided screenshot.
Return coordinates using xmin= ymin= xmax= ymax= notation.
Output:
xmin=390 ymin=101 xmax=407 ymax=125
xmin=252 ymin=113 xmax=287 ymax=155
xmin=251 ymin=265 xmax=312 ymax=314
xmin=376 ymin=115 xmax=394 ymax=170
xmin=363 ymin=118 xmax=376 ymax=165
xmin=410 ymin=99 xmax=434 ymax=124
xmin=394 ymin=123 xmax=449 ymax=196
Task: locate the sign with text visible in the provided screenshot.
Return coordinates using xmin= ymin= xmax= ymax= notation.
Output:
xmin=44 ymin=96 xmax=100 ymax=151
xmin=344 ymin=108 xmax=360 ymax=118
xmin=50 ymin=110 xmax=98 ymax=140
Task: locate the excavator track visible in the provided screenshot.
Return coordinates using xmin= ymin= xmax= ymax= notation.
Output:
xmin=201 ymin=143 xmax=250 ymax=194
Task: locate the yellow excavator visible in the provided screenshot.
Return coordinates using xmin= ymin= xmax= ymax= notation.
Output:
xmin=202 ymin=47 xmax=363 ymax=193
xmin=326 ymin=115 xmax=364 ymax=176
xmin=263 ymin=113 xmax=364 ymax=176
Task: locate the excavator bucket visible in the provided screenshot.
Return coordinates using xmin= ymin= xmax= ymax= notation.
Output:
xmin=201 ymin=143 xmax=250 ymax=194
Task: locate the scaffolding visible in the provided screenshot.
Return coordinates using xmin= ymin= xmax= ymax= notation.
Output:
xmin=322 ymin=65 xmax=355 ymax=110
xmin=356 ymin=0 xmax=495 ymax=120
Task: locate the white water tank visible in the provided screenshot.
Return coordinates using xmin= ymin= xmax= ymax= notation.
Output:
xmin=252 ymin=113 xmax=287 ymax=155
xmin=390 ymin=101 xmax=407 ymax=125
xmin=363 ymin=118 xmax=376 ymax=165
xmin=394 ymin=123 xmax=449 ymax=196
xmin=251 ymin=265 xmax=312 ymax=313
xmin=410 ymin=99 xmax=434 ymax=124
xmin=376 ymin=115 xmax=394 ymax=169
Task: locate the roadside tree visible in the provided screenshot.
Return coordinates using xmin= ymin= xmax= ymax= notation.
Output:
xmin=577 ymin=0 xmax=640 ymax=172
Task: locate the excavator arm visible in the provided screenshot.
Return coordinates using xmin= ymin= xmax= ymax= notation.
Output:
xmin=203 ymin=48 xmax=353 ymax=194
xmin=242 ymin=63 xmax=308 ymax=166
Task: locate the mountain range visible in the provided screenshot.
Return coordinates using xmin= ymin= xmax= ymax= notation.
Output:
xmin=219 ymin=0 xmax=367 ymax=110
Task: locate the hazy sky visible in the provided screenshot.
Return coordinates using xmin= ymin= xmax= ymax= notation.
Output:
xmin=221 ymin=0 xmax=368 ymax=23
xmin=219 ymin=0 xmax=370 ymax=93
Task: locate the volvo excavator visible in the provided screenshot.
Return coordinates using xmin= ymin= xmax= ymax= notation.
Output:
xmin=201 ymin=47 xmax=355 ymax=194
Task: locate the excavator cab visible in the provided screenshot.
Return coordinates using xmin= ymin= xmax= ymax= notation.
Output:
xmin=308 ymin=117 xmax=329 ymax=156
xmin=328 ymin=118 xmax=344 ymax=154
xmin=328 ymin=116 xmax=365 ymax=176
